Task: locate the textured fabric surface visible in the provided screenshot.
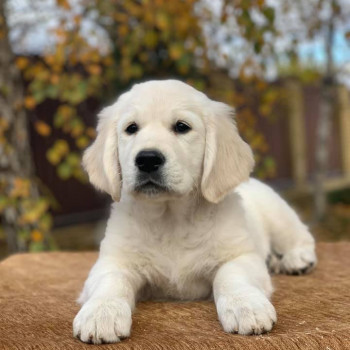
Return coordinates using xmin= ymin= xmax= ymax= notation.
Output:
xmin=0 ymin=242 xmax=349 ymax=350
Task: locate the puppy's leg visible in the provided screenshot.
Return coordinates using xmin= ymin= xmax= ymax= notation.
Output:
xmin=240 ymin=179 xmax=317 ymax=275
xmin=267 ymin=217 xmax=316 ymax=276
xmin=73 ymin=258 xmax=143 ymax=344
xmin=214 ymin=254 xmax=276 ymax=335
xmin=260 ymin=186 xmax=317 ymax=275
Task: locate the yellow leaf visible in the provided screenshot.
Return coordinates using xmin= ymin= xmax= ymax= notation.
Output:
xmin=19 ymin=199 xmax=49 ymax=225
xmin=54 ymin=28 xmax=66 ymax=39
xmin=0 ymin=118 xmax=9 ymax=132
xmin=44 ymin=54 xmax=55 ymax=66
xmin=50 ymin=74 xmax=60 ymax=85
xmin=55 ymin=139 xmax=69 ymax=156
xmin=156 ymin=12 xmax=169 ymax=30
xmin=31 ymin=229 xmax=43 ymax=242
xmin=57 ymin=105 xmax=75 ymax=120
xmin=16 ymin=57 xmax=29 ymax=70
xmin=103 ymin=56 xmax=114 ymax=66
xmin=118 ymin=25 xmax=129 ymax=37
xmin=24 ymin=96 xmax=36 ymax=110
xmin=71 ymin=125 xmax=84 ymax=138
xmin=169 ymin=44 xmax=183 ymax=60
xmin=35 ymin=121 xmax=51 ymax=137
xmin=10 ymin=178 xmax=30 ymax=198
xmin=87 ymin=64 xmax=102 ymax=76
xmin=56 ymin=0 xmax=71 ymax=10
xmin=144 ymin=31 xmax=158 ymax=48
xmin=86 ymin=127 xmax=96 ymax=139
xmin=259 ymin=104 xmax=272 ymax=117
xmin=74 ymin=15 xmax=81 ymax=26
xmin=46 ymin=148 xmax=61 ymax=165
xmin=76 ymin=136 xmax=89 ymax=149
xmin=113 ymin=12 xmax=129 ymax=23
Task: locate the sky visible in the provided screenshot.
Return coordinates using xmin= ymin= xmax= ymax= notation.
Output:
xmin=299 ymin=31 xmax=350 ymax=67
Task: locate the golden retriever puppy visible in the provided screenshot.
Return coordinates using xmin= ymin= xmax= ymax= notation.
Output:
xmin=73 ymin=80 xmax=316 ymax=344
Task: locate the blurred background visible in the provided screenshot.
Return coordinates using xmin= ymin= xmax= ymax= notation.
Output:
xmin=1 ymin=0 xmax=350 ymax=258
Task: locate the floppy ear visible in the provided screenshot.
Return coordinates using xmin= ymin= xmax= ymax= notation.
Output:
xmin=82 ymin=105 xmax=122 ymax=202
xmin=201 ymin=101 xmax=255 ymax=204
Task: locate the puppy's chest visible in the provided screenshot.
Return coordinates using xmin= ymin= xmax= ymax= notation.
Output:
xmin=135 ymin=219 xmax=216 ymax=299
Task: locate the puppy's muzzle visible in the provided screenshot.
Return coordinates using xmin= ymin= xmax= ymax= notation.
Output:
xmin=135 ymin=150 xmax=165 ymax=173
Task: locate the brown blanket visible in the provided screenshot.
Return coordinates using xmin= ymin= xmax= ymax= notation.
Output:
xmin=0 ymin=242 xmax=349 ymax=350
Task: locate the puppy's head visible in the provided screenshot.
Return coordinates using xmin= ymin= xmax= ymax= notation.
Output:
xmin=83 ymin=80 xmax=254 ymax=203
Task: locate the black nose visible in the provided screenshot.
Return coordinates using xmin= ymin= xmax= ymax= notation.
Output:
xmin=135 ymin=150 xmax=165 ymax=173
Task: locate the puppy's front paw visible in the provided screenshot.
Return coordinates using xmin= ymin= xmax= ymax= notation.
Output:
xmin=216 ymin=289 xmax=276 ymax=335
xmin=73 ymin=298 xmax=132 ymax=344
xmin=280 ymin=245 xmax=317 ymax=275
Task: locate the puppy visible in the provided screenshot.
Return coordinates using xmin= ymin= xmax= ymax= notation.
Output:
xmin=73 ymin=80 xmax=316 ymax=344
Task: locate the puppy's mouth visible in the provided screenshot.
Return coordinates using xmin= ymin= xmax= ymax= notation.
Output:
xmin=134 ymin=179 xmax=169 ymax=195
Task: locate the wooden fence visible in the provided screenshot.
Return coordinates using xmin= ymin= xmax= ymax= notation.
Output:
xmin=281 ymin=82 xmax=350 ymax=196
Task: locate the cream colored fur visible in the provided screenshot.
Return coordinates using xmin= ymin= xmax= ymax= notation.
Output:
xmin=74 ymin=80 xmax=316 ymax=344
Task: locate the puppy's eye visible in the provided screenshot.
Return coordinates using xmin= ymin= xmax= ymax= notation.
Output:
xmin=125 ymin=123 xmax=139 ymax=135
xmin=174 ymin=121 xmax=191 ymax=134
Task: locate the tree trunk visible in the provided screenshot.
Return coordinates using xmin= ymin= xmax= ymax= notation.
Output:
xmin=0 ymin=0 xmax=40 ymax=252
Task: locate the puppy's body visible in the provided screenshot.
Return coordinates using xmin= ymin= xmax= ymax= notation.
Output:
xmin=74 ymin=80 xmax=316 ymax=344
xmin=82 ymin=190 xmax=254 ymax=303
xmin=79 ymin=179 xmax=314 ymax=303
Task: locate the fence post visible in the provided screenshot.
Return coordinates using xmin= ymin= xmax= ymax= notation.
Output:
xmin=338 ymin=85 xmax=350 ymax=179
xmin=285 ymin=79 xmax=307 ymax=190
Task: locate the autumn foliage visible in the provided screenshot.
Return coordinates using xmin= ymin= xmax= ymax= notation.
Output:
xmin=1 ymin=0 xmax=283 ymax=251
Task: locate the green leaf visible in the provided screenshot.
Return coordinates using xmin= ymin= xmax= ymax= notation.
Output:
xmin=144 ymin=30 xmax=158 ymax=48
xmin=263 ymin=7 xmax=275 ymax=24
xmin=29 ymin=241 xmax=45 ymax=252
xmin=46 ymin=148 xmax=61 ymax=165
xmin=33 ymin=90 xmax=46 ymax=104
xmin=0 ymin=196 xmax=9 ymax=213
xmin=18 ymin=229 xmax=30 ymax=240
xmin=254 ymin=41 xmax=262 ymax=54
xmin=130 ymin=64 xmax=143 ymax=78
xmin=38 ymin=213 xmax=53 ymax=232
xmin=46 ymin=85 xmax=59 ymax=99
xmin=66 ymin=153 xmax=81 ymax=167
xmin=54 ymin=112 xmax=64 ymax=128
xmin=57 ymin=162 xmax=72 ymax=180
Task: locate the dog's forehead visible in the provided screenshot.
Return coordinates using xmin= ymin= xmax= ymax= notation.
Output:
xmin=112 ymin=80 xmax=209 ymax=128
xmin=133 ymin=80 xmax=200 ymax=94
xmin=131 ymin=81 xmax=205 ymax=107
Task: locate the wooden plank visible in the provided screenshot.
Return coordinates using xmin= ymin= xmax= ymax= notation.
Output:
xmin=338 ymin=86 xmax=350 ymax=178
xmin=282 ymin=176 xmax=350 ymax=199
xmin=285 ymin=80 xmax=308 ymax=189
